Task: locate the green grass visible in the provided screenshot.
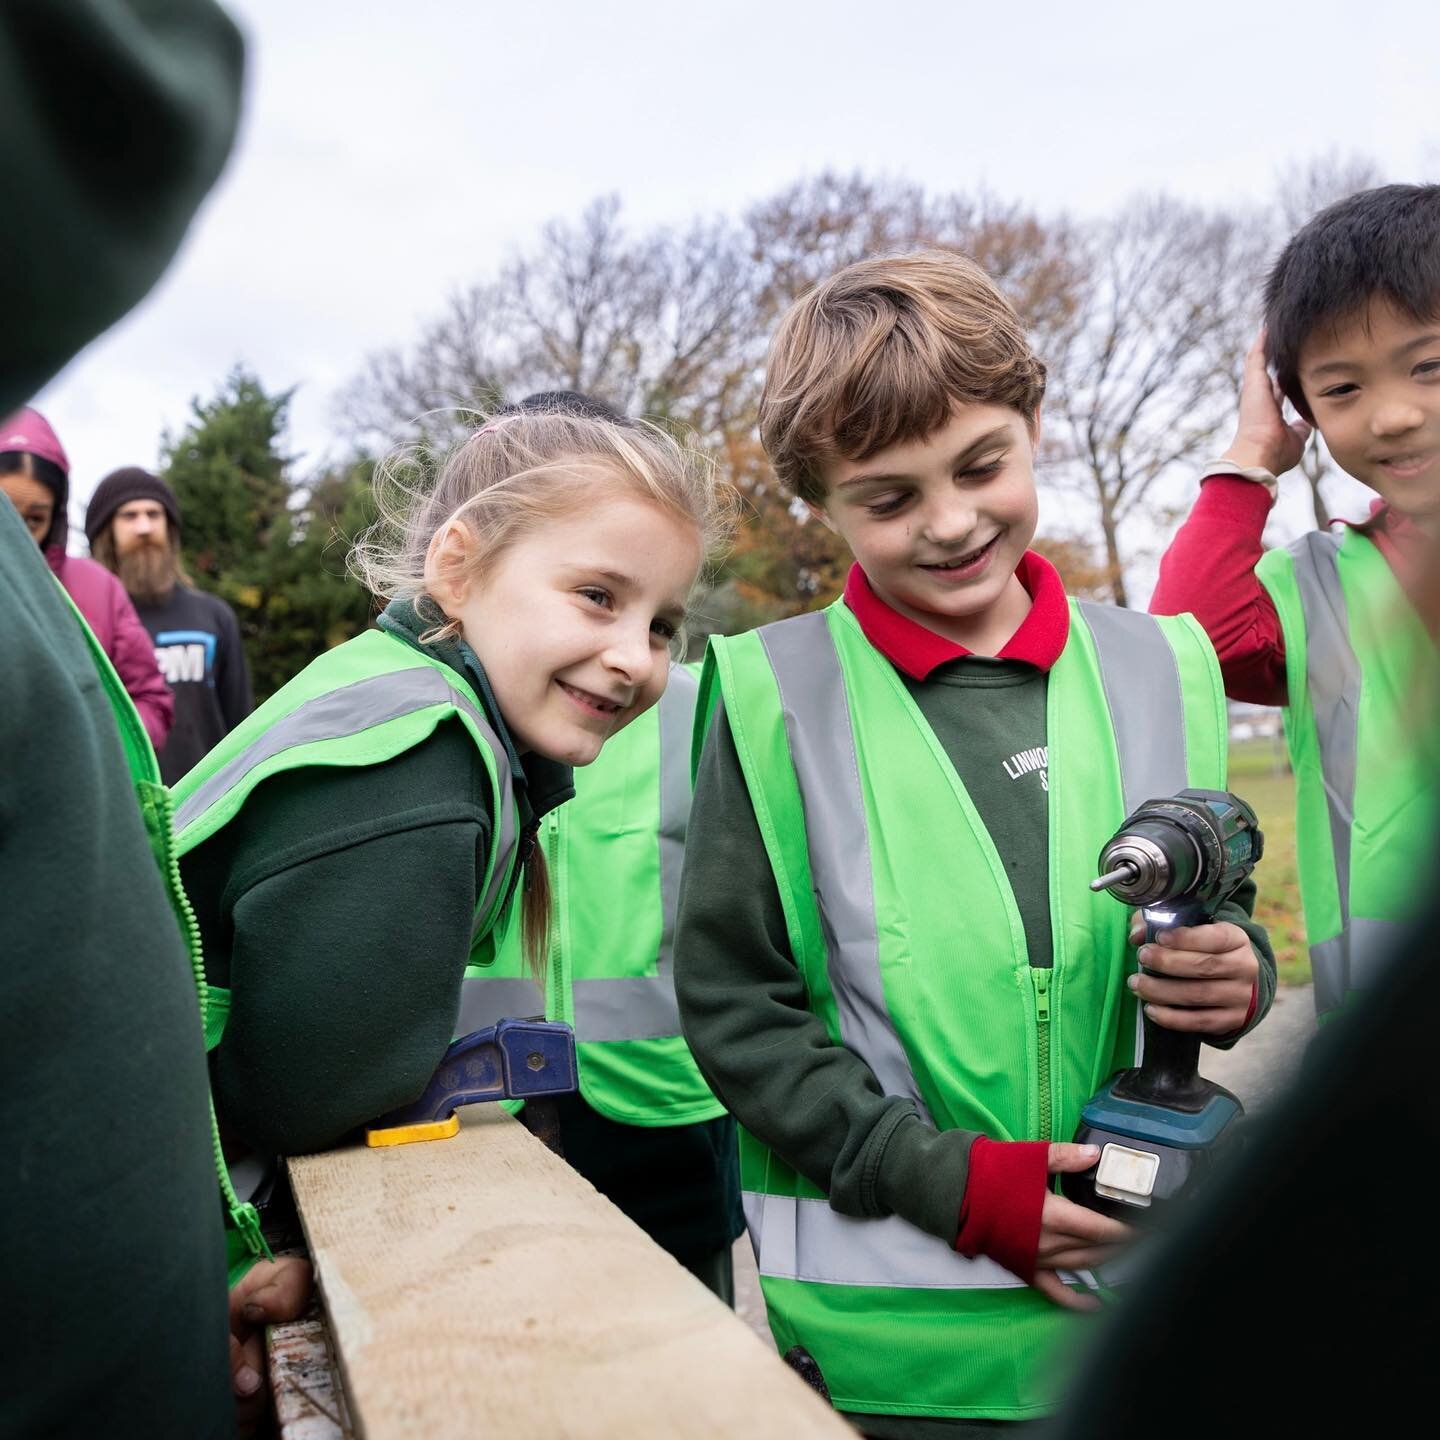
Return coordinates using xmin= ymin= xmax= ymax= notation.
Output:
xmin=1228 ymin=737 xmax=1308 ymax=986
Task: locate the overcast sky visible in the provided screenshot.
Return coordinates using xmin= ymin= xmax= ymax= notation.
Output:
xmin=31 ymin=0 xmax=1440 ymax=557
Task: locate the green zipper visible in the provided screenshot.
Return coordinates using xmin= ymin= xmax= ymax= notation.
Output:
xmin=545 ymin=812 xmax=566 ymax=1022
xmin=143 ymin=781 xmax=270 ymax=1268
xmin=1033 ymin=967 xmax=1053 ymax=1141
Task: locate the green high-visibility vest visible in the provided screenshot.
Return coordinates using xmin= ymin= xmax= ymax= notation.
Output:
xmin=173 ymin=626 xmax=523 ymax=1278
xmin=55 ymin=586 xmax=270 ymax=1282
xmin=702 ymin=598 xmax=1226 ymax=1421
xmin=1257 ymin=528 xmax=1439 ymax=1019
xmin=174 ymin=627 xmax=524 ymax=1042
xmin=487 ymin=665 xmax=723 ymax=1126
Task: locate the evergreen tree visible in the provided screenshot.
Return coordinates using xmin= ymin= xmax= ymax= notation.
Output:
xmin=161 ymin=368 xmax=377 ymax=698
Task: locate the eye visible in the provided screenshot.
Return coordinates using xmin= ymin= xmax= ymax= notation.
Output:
xmin=650 ymin=616 xmax=678 ymax=643
xmin=1319 ymin=382 xmax=1359 ymax=399
xmin=1414 ymin=360 xmax=1440 ymax=378
xmin=866 ymin=492 xmax=910 ymax=517
xmin=959 ymin=460 xmax=1004 ymax=482
xmin=577 ymin=585 xmax=613 ymax=610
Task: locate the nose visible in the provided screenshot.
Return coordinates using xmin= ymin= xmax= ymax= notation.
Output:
xmin=1370 ymin=397 xmax=1425 ymax=439
xmin=600 ymin=618 xmax=658 ymax=693
xmin=920 ymin=490 xmax=978 ymax=548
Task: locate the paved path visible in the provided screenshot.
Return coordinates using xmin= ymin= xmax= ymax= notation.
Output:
xmin=731 ymin=984 xmax=1317 ymax=1342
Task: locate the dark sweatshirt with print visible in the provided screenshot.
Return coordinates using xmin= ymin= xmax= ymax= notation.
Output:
xmin=674 ymin=554 xmax=1275 ymax=1439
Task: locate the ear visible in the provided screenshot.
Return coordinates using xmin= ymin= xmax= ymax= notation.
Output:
xmin=423 ymin=520 xmax=479 ymax=617
xmin=805 ymin=499 xmax=837 ymax=534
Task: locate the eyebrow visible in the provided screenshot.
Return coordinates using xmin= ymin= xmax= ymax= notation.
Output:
xmin=572 ymin=565 xmax=637 ymax=590
xmin=1306 ymin=331 xmax=1440 ymax=379
xmin=835 ymin=425 xmax=1015 ymax=489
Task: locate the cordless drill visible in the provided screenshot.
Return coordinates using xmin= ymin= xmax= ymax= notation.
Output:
xmin=1061 ymin=789 xmax=1263 ymax=1220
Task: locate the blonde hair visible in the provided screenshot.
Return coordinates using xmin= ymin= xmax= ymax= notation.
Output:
xmin=759 ymin=250 xmax=1047 ymax=505
xmin=350 ymin=405 xmax=732 ymax=972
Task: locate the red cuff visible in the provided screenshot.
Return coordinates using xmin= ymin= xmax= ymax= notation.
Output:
xmin=1232 ymin=979 xmax=1255 ymax=1036
xmin=954 ymin=1137 xmax=1050 ymax=1283
xmin=1196 ymin=472 xmax=1277 ymax=524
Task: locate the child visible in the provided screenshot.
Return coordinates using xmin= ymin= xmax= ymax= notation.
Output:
xmin=1 ymin=406 xmax=174 ymax=746
xmin=1152 ymin=183 xmax=1440 ymax=1020
xmin=674 ymin=252 xmax=1275 ymax=1434
xmin=482 ymin=393 xmax=745 ymax=1302
xmin=172 ymin=406 xmax=728 ymax=1278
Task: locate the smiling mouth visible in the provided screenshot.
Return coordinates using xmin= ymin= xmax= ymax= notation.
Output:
xmin=1375 ymin=451 xmax=1436 ymax=474
xmin=919 ymin=534 xmax=1000 ymax=574
xmin=556 ymin=680 xmax=626 ymax=719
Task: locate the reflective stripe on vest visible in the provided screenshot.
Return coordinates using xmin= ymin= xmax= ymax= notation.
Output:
xmin=743 ymin=603 xmax=1190 ymax=1291
xmin=743 ymin=1193 xmax=1021 ymax=1290
xmin=459 ymin=666 xmax=696 ymax=1043
xmin=175 ymin=665 xmax=519 ymax=929
xmin=1291 ymin=531 xmax=1408 ymax=1011
xmin=570 ymin=666 xmax=693 ymax=1042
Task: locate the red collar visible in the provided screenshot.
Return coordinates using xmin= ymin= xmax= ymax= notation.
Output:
xmin=842 ymin=550 xmax=1070 ymax=678
xmin=1336 ymin=500 xmax=1425 ymax=581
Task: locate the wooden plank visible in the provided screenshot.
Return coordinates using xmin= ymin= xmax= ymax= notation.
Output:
xmin=287 ymin=1106 xmax=851 ymax=1439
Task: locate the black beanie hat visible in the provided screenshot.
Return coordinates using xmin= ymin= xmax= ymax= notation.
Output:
xmin=85 ymin=467 xmax=182 ymax=543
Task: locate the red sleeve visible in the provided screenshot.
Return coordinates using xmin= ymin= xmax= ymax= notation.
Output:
xmin=105 ymin=578 xmax=174 ymax=749
xmin=1150 ymin=477 xmax=1287 ymax=706
xmin=954 ymin=1137 xmax=1049 ymax=1282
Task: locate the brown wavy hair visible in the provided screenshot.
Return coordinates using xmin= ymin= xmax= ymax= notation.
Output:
xmin=759 ymin=250 xmax=1046 ymax=505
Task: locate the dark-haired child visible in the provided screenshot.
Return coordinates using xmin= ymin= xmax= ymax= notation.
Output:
xmin=1153 ymin=183 xmax=1440 ymax=1020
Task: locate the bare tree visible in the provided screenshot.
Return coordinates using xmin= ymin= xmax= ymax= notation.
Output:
xmin=336 ymin=284 xmax=512 ymax=449
xmin=1046 ymin=196 xmax=1270 ymax=606
xmin=338 ymin=196 xmax=757 ymax=452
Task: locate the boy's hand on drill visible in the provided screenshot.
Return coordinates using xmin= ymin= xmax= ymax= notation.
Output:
xmin=1034 ymin=1144 xmax=1133 ymax=1313
xmin=1222 ymin=329 xmax=1313 ymax=478
xmin=1127 ymin=915 xmax=1259 ymax=1035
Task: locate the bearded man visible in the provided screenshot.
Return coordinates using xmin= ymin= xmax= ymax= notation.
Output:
xmin=86 ymin=467 xmax=252 ymax=783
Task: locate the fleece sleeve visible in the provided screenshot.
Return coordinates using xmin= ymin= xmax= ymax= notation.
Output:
xmin=1150 ymin=476 xmax=1288 ymax=705
xmin=183 ymin=725 xmax=494 ymax=1156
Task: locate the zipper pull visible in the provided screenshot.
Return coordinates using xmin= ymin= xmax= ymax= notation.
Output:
xmin=1034 ymin=967 xmax=1051 ymax=1022
xmin=231 ymin=1200 xmax=274 ymax=1264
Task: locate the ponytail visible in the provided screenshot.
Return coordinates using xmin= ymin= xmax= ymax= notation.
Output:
xmin=519 ymin=835 xmax=551 ymax=984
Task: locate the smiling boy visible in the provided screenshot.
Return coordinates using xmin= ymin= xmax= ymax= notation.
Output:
xmin=1152 ymin=183 xmax=1440 ymax=1020
xmin=674 ymin=253 xmax=1275 ymax=1434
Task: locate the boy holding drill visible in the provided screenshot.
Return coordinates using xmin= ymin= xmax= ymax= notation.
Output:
xmin=674 ymin=252 xmax=1276 ymax=1434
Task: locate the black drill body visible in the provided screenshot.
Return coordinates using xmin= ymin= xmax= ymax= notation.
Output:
xmin=1061 ymin=789 xmax=1263 ymax=1220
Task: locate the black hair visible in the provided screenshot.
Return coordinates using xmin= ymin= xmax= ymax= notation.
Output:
xmin=0 ymin=450 xmax=69 ymax=551
xmin=504 ymin=389 xmax=631 ymax=425
xmin=1265 ymin=183 xmax=1440 ymax=421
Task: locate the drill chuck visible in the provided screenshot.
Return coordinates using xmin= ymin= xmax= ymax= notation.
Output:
xmin=1090 ymin=791 xmax=1259 ymax=911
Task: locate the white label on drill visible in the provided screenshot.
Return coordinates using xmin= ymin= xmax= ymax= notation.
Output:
xmin=1094 ymin=1143 xmax=1160 ymax=1207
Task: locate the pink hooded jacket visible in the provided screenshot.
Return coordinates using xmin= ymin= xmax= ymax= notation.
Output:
xmin=46 ymin=548 xmax=174 ymax=747
xmin=3 ymin=406 xmax=173 ymax=748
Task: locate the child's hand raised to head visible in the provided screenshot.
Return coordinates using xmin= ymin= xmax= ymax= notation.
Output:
xmin=1223 ymin=329 xmax=1313 ymax=478
xmin=1126 ymin=914 xmax=1259 ymax=1036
